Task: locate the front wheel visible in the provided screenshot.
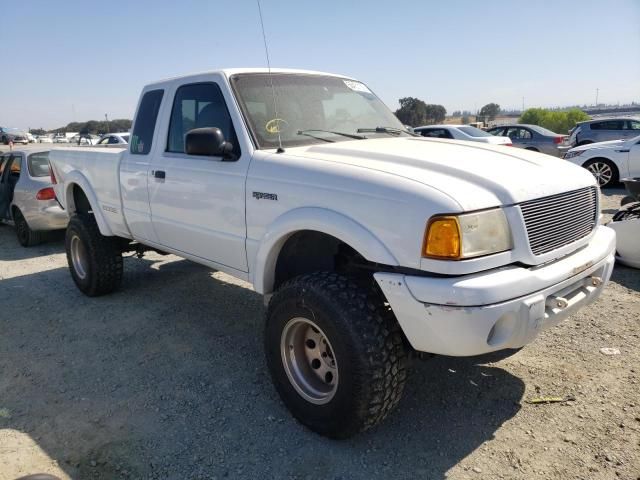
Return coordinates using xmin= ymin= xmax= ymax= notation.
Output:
xmin=65 ymin=214 xmax=123 ymax=296
xmin=584 ymin=159 xmax=619 ymax=188
xmin=265 ymin=272 xmax=409 ymax=438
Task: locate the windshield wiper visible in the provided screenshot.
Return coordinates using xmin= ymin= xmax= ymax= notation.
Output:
xmin=357 ymin=126 xmax=419 ymax=137
xmin=298 ymin=129 xmax=367 ymax=140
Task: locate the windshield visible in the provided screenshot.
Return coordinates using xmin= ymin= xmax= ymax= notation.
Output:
xmin=458 ymin=126 xmax=493 ymax=137
xmin=28 ymin=151 xmax=50 ymax=177
xmin=231 ymin=73 xmax=407 ymax=149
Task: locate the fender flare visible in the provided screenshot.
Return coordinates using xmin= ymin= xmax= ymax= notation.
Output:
xmin=252 ymin=207 xmax=398 ymax=295
xmin=63 ymin=171 xmax=114 ymax=236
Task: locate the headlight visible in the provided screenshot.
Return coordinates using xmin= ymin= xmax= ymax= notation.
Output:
xmin=564 ymin=150 xmax=584 ymax=159
xmin=423 ymin=208 xmax=512 ymax=260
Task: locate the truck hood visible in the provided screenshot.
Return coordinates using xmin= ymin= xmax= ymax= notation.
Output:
xmin=284 ymin=137 xmax=596 ymax=211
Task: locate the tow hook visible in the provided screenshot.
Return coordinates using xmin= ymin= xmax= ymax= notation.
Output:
xmin=590 ymin=276 xmax=603 ymax=287
xmin=546 ymin=296 xmax=568 ymax=310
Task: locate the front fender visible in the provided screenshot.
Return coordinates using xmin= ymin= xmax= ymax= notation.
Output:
xmin=63 ymin=171 xmax=113 ymax=236
xmin=251 ymin=207 xmax=398 ymax=295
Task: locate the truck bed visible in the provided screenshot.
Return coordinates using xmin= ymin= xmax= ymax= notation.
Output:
xmin=49 ymin=147 xmax=131 ymax=238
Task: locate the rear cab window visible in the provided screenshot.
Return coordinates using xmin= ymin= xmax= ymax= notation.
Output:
xmin=27 ymin=152 xmax=51 ymax=177
xmin=130 ymin=89 xmax=164 ymax=155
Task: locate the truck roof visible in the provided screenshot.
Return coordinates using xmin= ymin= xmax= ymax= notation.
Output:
xmin=145 ymin=68 xmax=355 ymax=87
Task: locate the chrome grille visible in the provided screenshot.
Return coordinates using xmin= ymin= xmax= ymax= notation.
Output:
xmin=520 ymin=187 xmax=597 ymax=255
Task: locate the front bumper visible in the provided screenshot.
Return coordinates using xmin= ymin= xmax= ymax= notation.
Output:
xmin=375 ymin=226 xmax=616 ymax=356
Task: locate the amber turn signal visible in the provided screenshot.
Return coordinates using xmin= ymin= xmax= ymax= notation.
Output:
xmin=423 ymin=216 xmax=461 ymax=259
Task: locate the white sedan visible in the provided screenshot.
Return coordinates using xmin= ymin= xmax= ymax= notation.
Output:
xmin=563 ymin=135 xmax=640 ymax=188
xmin=414 ymin=125 xmax=513 ymax=146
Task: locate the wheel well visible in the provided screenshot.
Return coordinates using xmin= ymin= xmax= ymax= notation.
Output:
xmin=577 ymin=140 xmax=593 ymax=146
xmin=273 ymin=231 xmax=375 ymax=291
xmin=525 ymin=147 xmax=539 ymax=152
xmin=72 ymin=184 xmax=92 ymax=214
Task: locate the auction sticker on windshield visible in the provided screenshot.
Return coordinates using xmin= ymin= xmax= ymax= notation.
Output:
xmin=343 ymin=80 xmax=372 ymax=94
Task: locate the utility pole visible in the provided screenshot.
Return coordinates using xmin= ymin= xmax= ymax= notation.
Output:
xmin=522 ymin=96 xmax=525 ymax=112
xmin=105 ymin=113 xmax=109 ymax=134
xmin=595 ymin=88 xmax=599 ymax=106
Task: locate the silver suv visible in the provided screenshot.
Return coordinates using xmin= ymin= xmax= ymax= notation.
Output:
xmin=568 ymin=118 xmax=640 ymax=146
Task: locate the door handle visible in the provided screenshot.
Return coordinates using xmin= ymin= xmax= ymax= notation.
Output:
xmin=153 ymin=170 xmax=166 ymax=179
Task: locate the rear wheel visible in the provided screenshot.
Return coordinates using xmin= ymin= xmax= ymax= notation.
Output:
xmin=584 ymin=158 xmax=619 ymax=188
xmin=265 ymin=272 xmax=409 ymax=438
xmin=65 ymin=214 xmax=123 ymax=296
xmin=14 ymin=209 xmax=44 ymax=247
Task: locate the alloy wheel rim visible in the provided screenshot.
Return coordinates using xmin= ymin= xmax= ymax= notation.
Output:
xmin=70 ymin=235 xmax=88 ymax=280
xmin=587 ymin=162 xmax=612 ymax=186
xmin=280 ymin=317 xmax=339 ymax=405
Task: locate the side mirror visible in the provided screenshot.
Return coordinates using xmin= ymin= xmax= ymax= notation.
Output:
xmin=185 ymin=127 xmax=235 ymax=159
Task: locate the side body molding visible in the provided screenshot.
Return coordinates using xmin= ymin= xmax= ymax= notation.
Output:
xmin=251 ymin=207 xmax=398 ymax=295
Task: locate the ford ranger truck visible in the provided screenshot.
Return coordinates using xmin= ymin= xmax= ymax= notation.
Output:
xmin=49 ymin=69 xmax=616 ymax=438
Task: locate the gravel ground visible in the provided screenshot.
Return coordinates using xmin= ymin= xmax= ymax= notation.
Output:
xmin=0 ymin=176 xmax=638 ymax=479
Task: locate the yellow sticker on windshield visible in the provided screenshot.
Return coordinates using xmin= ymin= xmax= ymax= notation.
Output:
xmin=265 ymin=118 xmax=288 ymax=134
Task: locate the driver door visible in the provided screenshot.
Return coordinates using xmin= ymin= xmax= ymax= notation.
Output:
xmin=147 ymin=79 xmax=251 ymax=272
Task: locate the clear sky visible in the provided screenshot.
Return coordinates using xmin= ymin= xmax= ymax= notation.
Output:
xmin=1 ymin=0 xmax=638 ymax=130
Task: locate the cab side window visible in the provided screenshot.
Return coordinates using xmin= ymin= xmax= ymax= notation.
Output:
xmin=0 ymin=156 xmax=6 ymax=179
xmin=167 ymin=82 xmax=239 ymax=157
xmin=130 ymin=89 xmax=164 ymax=155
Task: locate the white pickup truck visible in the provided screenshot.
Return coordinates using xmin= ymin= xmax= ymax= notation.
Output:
xmin=50 ymin=68 xmax=616 ymax=438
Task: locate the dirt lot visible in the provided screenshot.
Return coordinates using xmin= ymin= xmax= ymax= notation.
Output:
xmin=0 ymin=180 xmax=638 ymax=479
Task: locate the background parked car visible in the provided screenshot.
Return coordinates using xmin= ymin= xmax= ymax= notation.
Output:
xmin=567 ymin=118 xmax=640 ymax=147
xmin=37 ymin=135 xmax=53 ymax=143
xmin=95 ymin=132 xmax=130 ymax=146
xmin=0 ymin=127 xmax=29 ymax=145
xmin=414 ymin=125 xmax=512 ymax=146
xmin=486 ymin=124 xmax=567 ymax=157
xmin=26 ymin=132 xmax=36 ymax=143
xmin=563 ymin=134 xmax=640 ymax=187
xmin=68 ymin=134 xmax=95 ymax=145
xmin=0 ymin=149 xmax=68 ymax=246
xmin=54 ymin=135 xmax=69 ymax=143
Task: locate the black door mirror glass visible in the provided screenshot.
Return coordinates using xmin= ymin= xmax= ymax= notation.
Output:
xmin=184 ymin=127 xmax=235 ymax=159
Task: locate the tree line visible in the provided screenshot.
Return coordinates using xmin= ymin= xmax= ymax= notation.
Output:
xmin=30 ymin=119 xmax=133 ymax=136
xmin=393 ymin=95 xmax=590 ymax=134
xmin=394 ymin=99 xmax=503 ymax=126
